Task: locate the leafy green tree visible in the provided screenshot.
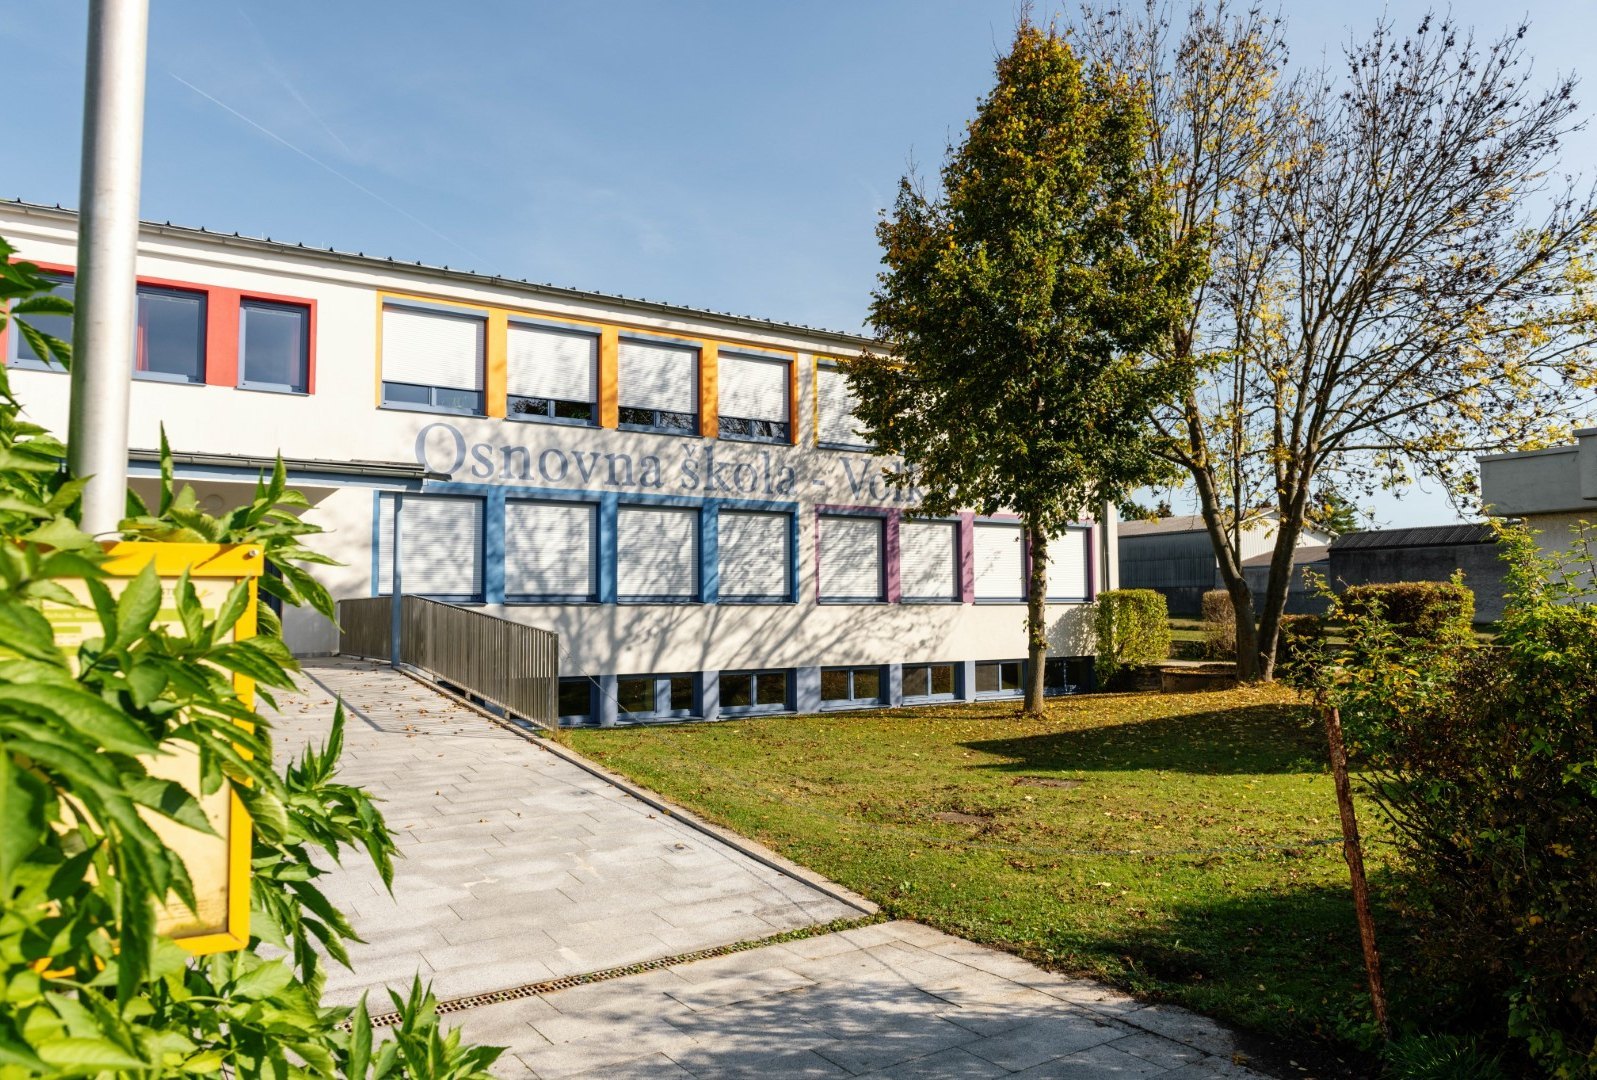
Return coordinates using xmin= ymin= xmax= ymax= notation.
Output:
xmin=853 ymin=20 xmax=1204 ymax=715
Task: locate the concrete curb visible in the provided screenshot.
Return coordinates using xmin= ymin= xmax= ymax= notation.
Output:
xmin=371 ymin=662 xmax=880 ymax=919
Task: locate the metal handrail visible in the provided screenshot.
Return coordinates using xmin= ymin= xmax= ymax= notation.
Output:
xmin=337 ymin=596 xmax=559 ymax=729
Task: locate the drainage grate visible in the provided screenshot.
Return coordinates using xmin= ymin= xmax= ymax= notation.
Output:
xmin=348 ymin=915 xmax=881 ymax=1029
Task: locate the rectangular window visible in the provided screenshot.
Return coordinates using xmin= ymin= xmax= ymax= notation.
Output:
xmin=381 ymin=304 xmax=486 ymax=415
xmin=507 ymin=321 xmax=597 ymax=425
xmin=1045 ymin=527 xmax=1091 ymax=601
xmin=505 ymin=501 xmax=596 ymax=601
xmin=816 ymin=364 xmax=869 ymax=449
xmin=720 ymin=670 xmax=789 ymax=714
xmin=717 ymin=510 xmax=791 ymax=601
xmin=902 ymin=663 xmax=957 ymax=702
xmin=1044 ymin=656 xmax=1093 ymax=695
xmin=618 ymin=338 xmax=698 ymax=433
xmin=134 ymin=285 xmax=206 ymax=383
xmin=717 ymin=352 xmax=790 ymax=443
xmin=821 ymin=667 xmax=882 ymax=706
xmin=617 ymin=674 xmax=695 ymax=721
xmin=558 ymin=678 xmax=593 ymax=724
xmin=973 ymin=521 xmax=1025 ymax=601
xmin=975 ymin=660 xmax=1023 ymax=696
xmin=617 ymin=505 xmax=699 ymax=600
xmin=8 ymin=271 xmax=73 ymax=369
xmin=899 ymin=519 xmax=960 ymax=601
xmin=818 ymin=514 xmax=885 ymax=602
xmin=376 ymin=494 xmax=484 ymax=599
xmin=238 ymin=299 xmax=309 ymax=393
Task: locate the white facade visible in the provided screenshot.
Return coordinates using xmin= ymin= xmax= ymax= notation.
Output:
xmin=0 ymin=201 xmax=1113 ymax=724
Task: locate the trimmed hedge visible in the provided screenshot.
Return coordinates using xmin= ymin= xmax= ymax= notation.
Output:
xmin=1094 ymin=589 xmax=1170 ymax=680
xmin=1201 ymin=588 xmax=1236 ymax=659
xmin=1341 ymin=579 xmax=1474 ymax=641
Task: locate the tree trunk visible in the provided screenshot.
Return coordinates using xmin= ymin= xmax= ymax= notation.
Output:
xmin=1188 ymin=466 xmax=1261 ymax=680
xmin=1253 ymin=483 xmax=1311 ymax=681
xmin=1024 ymin=520 xmax=1049 ymax=717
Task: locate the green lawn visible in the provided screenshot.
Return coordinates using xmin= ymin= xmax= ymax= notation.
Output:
xmin=561 ymin=689 xmax=1400 ymax=1061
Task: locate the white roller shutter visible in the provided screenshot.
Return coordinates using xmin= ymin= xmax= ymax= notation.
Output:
xmin=505 ymin=502 xmax=595 ymax=598
xmin=382 ymin=306 xmax=484 ymax=390
xmin=376 ymin=494 xmax=483 ymax=596
xmin=619 ymin=339 xmax=697 ymax=413
xmin=819 ymin=515 xmax=884 ymax=600
xmin=507 ymin=323 xmax=596 ymax=402
xmin=617 ymin=506 xmax=698 ymax=598
xmin=719 ymin=353 xmax=788 ymax=422
xmin=900 ymin=520 xmax=959 ymax=600
xmin=816 ymin=366 xmax=866 ymax=447
xmin=973 ymin=521 xmax=1025 ymax=600
xmin=718 ymin=511 xmax=790 ymax=598
xmin=1046 ymin=528 xmax=1090 ymax=601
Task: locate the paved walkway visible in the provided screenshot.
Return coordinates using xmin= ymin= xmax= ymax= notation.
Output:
xmin=284 ymin=659 xmax=1269 ymax=1079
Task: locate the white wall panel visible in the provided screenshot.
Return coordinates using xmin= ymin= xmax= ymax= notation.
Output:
xmin=376 ymin=494 xmax=483 ymax=596
xmin=719 ymin=354 xmax=788 ymax=421
xmin=900 ymin=520 xmax=959 ymax=600
xmin=719 ymin=511 xmax=790 ymax=598
xmin=617 ymin=505 xmax=698 ymax=597
xmin=505 ymin=501 xmax=595 ymax=597
xmin=381 ymin=306 xmax=484 ymax=390
xmin=507 ymin=323 xmax=596 ymax=402
xmin=816 ymin=366 xmax=867 ymax=446
xmin=819 ymin=515 xmax=884 ymax=600
xmin=973 ymin=521 xmax=1025 ymax=600
xmin=619 ymin=339 xmax=697 ymax=413
xmin=1046 ymin=528 xmax=1090 ymax=601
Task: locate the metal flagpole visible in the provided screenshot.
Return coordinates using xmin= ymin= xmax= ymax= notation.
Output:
xmin=68 ymin=0 xmax=150 ymax=536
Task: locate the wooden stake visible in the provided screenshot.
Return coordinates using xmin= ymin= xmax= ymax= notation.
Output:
xmin=1324 ymin=703 xmax=1390 ymax=1038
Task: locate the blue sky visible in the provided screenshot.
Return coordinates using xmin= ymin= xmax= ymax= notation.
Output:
xmin=5 ymin=1 xmax=1594 ymax=527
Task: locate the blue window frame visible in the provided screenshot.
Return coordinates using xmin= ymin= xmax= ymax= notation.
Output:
xmin=902 ymin=663 xmax=958 ymax=703
xmin=7 ymin=271 xmax=73 ymax=370
xmin=975 ymin=660 xmax=1023 ymax=698
xmin=133 ymin=285 xmax=206 ymax=384
xmin=617 ymin=674 xmax=696 ymax=722
xmin=719 ymin=669 xmax=790 ymax=715
xmin=382 ymin=382 xmax=485 ymax=415
xmin=238 ymin=299 xmax=309 ymax=394
xmin=821 ymin=666 xmax=883 ymax=708
xmin=558 ymin=678 xmax=595 ymax=725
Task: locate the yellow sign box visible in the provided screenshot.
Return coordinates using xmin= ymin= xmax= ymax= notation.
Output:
xmin=45 ymin=542 xmax=261 ymax=956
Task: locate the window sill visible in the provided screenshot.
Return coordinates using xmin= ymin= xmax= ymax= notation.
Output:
xmin=506 ymin=413 xmax=598 ymax=428
xmin=820 ymin=699 xmax=884 ymax=712
xmin=616 ymin=596 xmax=701 ymax=605
xmin=617 ymin=423 xmax=703 ymax=439
xmin=717 ymin=596 xmax=797 ymax=605
xmin=237 ymin=382 xmax=309 ymax=396
xmin=899 ymin=597 xmax=963 ymax=605
xmin=817 ymin=597 xmax=888 ymax=605
xmin=817 ymin=441 xmax=876 ymax=453
xmin=901 ymin=695 xmax=958 ymax=706
xmin=717 ymin=705 xmax=789 ymax=717
xmin=4 ymin=360 xmax=65 ymax=374
xmin=133 ymin=372 xmax=206 ymax=386
xmin=718 ymin=432 xmax=792 ymax=446
xmin=504 ymin=597 xmax=600 ymax=605
xmin=973 ymin=598 xmax=1028 ymax=605
xmin=379 ymin=402 xmax=485 ymax=418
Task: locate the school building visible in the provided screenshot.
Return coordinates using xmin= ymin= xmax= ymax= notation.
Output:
xmin=0 ymin=199 xmax=1113 ymax=725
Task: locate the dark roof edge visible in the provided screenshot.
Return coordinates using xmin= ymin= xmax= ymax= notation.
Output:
xmin=127 ymin=448 xmax=430 ymax=481
xmin=3 ymin=199 xmax=879 ymax=351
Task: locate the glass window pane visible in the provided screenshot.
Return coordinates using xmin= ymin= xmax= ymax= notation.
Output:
xmin=852 ymin=668 xmax=879 ymax=701
xmin=510 ymin=396 xmax=554 ymax=417
xmin=14 ymin=274 xmax=74 ymax=363
xmin=553 ymin=400 xmax=594 ymax=421
xmin=976 ymin=663 xmax=1000 ymax=694
xmin=558 ymin=679 xmax=591 ymax=717
xmin=756 ymin=671 xmax=787 ymax=706
xmin=617 ymin=677 xmax=654 ymax=715
xmin=902 ymin=665 xmax=930 ymax=698
xmin=669 ymin=676 xmax=694 ymax=712
xmin=721 ymin=674 xmax=754 ymax=708
xmin=820 ymin=669 xmax=850 ymax=701
xmin=1001 ymin=662 xmax=1022 ymax=691
xmin=434 ymin=387 xmax=483 ymax=413
xmin=930 ymin=664 xmax=955 ymax=695
xmin=619 ymin=406 xmax=656 ymax=426
xmin=135 ymin=288 xmax=204 ymax=381
xmin=384 ymin=382 xmax=431 ymax=405
xmin=241 ymin=301 xmax=307 ymax=389
xmin=659 ymin=410 xmax=696 ymax=431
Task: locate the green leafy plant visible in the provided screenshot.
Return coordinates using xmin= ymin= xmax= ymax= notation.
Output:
xmin=1339 ymin=579 xmax=1474 ymax=643
xmin=1200 ymin=588 xmax=1235 ymax=660
xmin=1383 ymin=1033 xmax=1509 ymax=1080
xmin=1093 ymin=588 xmax=1170 ymax=682
xmin=0 ymin=240 xmax=500 ymax=1075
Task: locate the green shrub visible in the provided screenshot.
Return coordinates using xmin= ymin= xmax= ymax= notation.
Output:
xmin=1340 ymin=578 xmax=1474 ymax=641
xmin=1307 ymin=531 xmax=1597 ymax=1076
xmin=1094 ymin=588 xmax=1170 ymax=680
xmin=1275 ymin=613 xmax=1324 ymax=673
xmin=1200 ymin=588 xmax=1235 ymax=659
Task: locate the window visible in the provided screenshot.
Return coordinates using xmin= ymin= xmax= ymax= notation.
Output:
xmin=899 ymin=519 xmax=960 ymax=602
xmin=381 ymin=304 xmax=486 ymax=415
xmin=134 ymin=285 xmax=205 ymax=383
xmin=817 ymin=514 xmax=885 ymax=602
xmin=718 ymin=510 xmax=791 ymax=602
xmin=558 ymin=678 xmax=594 ymax=724
xmin=617 ymin=505 xmax=699 ymax=601
xmin=616 ymin=674 xmax=696 ymax=721
xmin=505 ymin=501 xmax=596 ymax=601
xmin=902 ymin=663 xmax=957 ymax=702
xmin=376 ymin=494 xmax=484 ymax=599
xmin=618 ymin=338 xmax=698 ymax=433
xmin=1044 ymin=656 xmax=1093 ymax=695
xmin=975 ymin=660 xmax=1023 ymax=696
xmin=973 ymin=521 xmax=1025 ymax=601
xmin=1045 ymin=527 xmax=1091 ymax=602
xmin=816 ymin=364 xmax=869 ymax=449
xmin=717 ymin=352 xmax=790 ymax=443
xmin=239 ymin=299 xmax=309 ymax=392
xmin=719 ymin=670 xmax=789 ymax=714
xmin=8 ymin=272 xmax=73 ymax=369
xmin=821 ymin=667 xmax=882 ymax=707
xmin=507 ymin=322 xmax=597 ymax=425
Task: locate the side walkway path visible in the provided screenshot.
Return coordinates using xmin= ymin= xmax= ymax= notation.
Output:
xmin=285 ymin=658 xmax=1270 ymax=1079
